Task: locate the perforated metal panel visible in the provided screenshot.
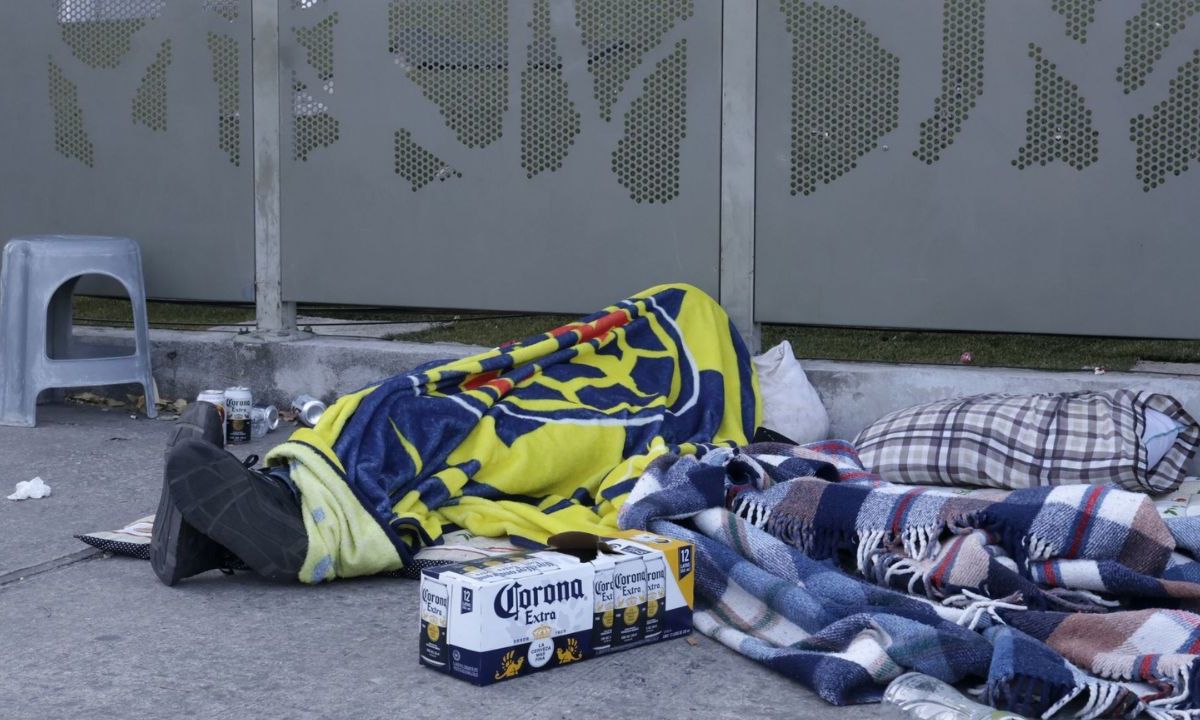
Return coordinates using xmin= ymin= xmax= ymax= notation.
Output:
xmin=1012 ymin=44 xmax=1098 ymax=171
xmin=55 ymin=0 xmax=166 ymax=69
xmin=1116 ymin=0 xmax=1200 ymax=93
xmin=756 ymin=0 xmax=1200 ymax=338
xmin=280 ymin=0 xmax=721 ymax=312
xmin=520 ymin=0 xmax=581 ymax=178
xmin=206 ymin=31 xmax=242 ymax=167
xmin=203 ymin=0 xmax=240 ymax=21
xmin=0 ymin=1 xmax=254 ymax=301
xmin=292 ymin=11 xmax=340 ymax=161
xmin=915 ymin=0 xmax=986 ymax=164
xmin=575 ymin=0 xmax=693 ymax=121
xmin=612 ymin=39 xmax=688 ymax=203
xmin=394 ymin=128 xmax=461 ymax=190
xmin=48 ymin=60 xmax=95 ymax=167
xmin=1051 ymin=0 xmax=1101 ymax=42
xmin=387 ymin=0 xmax=509 ymax=149
xmin=1132 ymin=50 xmax=1200 ymax=192
xmin=131 ymin=40 xmax=172 ymax=131
xmin=780 ymin=0 xmax=899 ymax=196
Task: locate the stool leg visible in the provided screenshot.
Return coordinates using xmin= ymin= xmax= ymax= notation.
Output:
xmin=0 ymin=249 xmax=38 ymax=427
xmin=42 ymin=277 xmax=83 ymax=405
xmin=126 ymin=271 xmax=158 ymax=419
xmin=46 ymin=276 xmax=80 ymax=360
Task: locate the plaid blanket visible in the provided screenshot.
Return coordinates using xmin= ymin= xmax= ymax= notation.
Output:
xmin=620 ymin=442 xmax=1200 ymax=718
xmin=854 ymin=391 xmax=1199 ymax=494
xmin=722 ymin=443 xmax=1200 ymax=613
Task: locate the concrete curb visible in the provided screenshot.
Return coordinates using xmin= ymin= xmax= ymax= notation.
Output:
xmin=79 ymin=327 xmax=1200 ymax=467
xmin=78 ymin=327 xmax=483 ymax=408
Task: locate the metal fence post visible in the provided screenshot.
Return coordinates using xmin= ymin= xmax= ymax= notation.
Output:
xmin=251 ymin=0 xmax=297 ymax=335
xmin=720 ymin=0 xmax=760 ymax=352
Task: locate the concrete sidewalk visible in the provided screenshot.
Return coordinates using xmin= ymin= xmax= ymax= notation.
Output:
xmin=0 ymin=405 xmax=884 ymax=720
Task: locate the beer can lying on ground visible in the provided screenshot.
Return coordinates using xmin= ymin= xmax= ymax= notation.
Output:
xmin=292 ymin=395 xmax=326 ymax=428
xmin=224 ymin=387 xmax=253 ymax=445
xmin=250 ymin=404 xmax=279 ymax=439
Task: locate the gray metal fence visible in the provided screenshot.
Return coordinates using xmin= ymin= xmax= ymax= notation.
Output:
xmin=0 ymin=0 xmax=255 ymax=302
xmin=755 ymin=0 xmax=1200 ymax=339
xmin=277 ymin=0 xmax=722 ymax=312
xmin=1 ymin=0 xmax=1197 ymax=341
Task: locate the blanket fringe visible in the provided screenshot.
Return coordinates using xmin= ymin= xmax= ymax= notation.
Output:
xmin=1146 ymin=661 xmax=1200 ymax=715
xmin=1043 ymin=587 xmax=1122 ymax=611
xmin=987 ymin=672 xmax=1137 ymax=720
xmin=882 ymin=557 xmax=926 ymax=597
xmin=900 ymin=524 xmax=943 ymax=562
xmin=730 ymin=494 xmax=772 ymax=529
xmin=1026 ymin=533 xmax=1057 ymax=563
xmin=730 ymin=496 xmax=864 ymax=562
xmin=942 ymin=590 xmax=1025 ymax=631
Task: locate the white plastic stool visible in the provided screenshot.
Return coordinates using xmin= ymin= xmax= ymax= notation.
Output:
xmin=0 ymin=235 xmax=158 ymax=427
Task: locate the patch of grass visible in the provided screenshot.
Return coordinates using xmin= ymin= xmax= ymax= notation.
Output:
xmin=763 ymin=325 xmax=1200 ymax=372
xmin=73 ymin=296 xmax=507 ymax=330
xmin=74 ymin=296 xmax=253 ymax=329
xmin=396 ymin=314 xmax=580 ymax=347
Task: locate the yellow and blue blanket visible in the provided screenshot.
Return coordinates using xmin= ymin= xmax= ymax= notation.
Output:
xmin=265 ymin=284 xmax=760 ymax=583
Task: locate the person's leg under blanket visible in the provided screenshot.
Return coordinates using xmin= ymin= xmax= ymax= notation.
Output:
xmin=158 ymin=283 xmax=760 ymax=584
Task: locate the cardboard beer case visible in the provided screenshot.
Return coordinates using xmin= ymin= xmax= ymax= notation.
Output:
xmin=418 ymin=530 xmax=696 ymax=685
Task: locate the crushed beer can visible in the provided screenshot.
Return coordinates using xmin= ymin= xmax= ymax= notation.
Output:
xmin=418 ymin=530 xmax=695 ymax=685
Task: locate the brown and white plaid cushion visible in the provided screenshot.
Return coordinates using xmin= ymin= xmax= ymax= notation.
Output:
xmin=854 ymin=390 xmax=1199 ymax=493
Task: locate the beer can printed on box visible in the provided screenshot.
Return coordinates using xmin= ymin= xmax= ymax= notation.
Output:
xmin=223 ymin=387 xmax=253 ymax=445
xmin=610 ymin=553 xmax=647 ymax=647
xmin=609 ymin=531 xmax=697 ymax=643
xmin=590 ymin=554 xmax=618 ymax=652
xmin=419 ymin=578 xmax=451 ymax=668
xmin=643 ymin=555 xmax=667 ymax=641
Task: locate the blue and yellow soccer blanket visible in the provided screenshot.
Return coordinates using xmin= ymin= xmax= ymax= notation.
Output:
xmin=265 ymin=284 xmax=760 ymax=583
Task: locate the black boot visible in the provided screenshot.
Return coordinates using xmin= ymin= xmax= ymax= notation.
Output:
xmin=166 ymin=439 xmax=308 ymax=581
xmin=151 ymin=402 xmax=234 ymax=586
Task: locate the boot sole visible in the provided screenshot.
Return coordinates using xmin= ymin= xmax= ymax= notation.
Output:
xmin=151 ymin=404 xmax=227 ymax=586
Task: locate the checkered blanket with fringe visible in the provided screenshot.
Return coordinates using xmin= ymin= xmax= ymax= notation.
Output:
xmin=619 ymin=441 xmax=1200 ymax=718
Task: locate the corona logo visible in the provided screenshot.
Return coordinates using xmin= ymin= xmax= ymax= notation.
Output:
xmin=493 ymin=578 xmax=587 ymax=620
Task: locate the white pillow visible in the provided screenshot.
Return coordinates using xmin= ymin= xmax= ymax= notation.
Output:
xmin=752 ymin=340 xmax=830 ymax=444
xmin=1144 ymin=407 xmax=1184 ymax=470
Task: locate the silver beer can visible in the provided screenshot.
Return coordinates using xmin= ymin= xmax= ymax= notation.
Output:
xmin=250 ymin=404 xmax=279 ymax=439
xmin=196 ymin=389 xmax=228 ymax=443
xmin=196 ymin=389 xmax=226 ymax=413
xmin=291 ymin=394 xmax=327 ymax=428
xmin=224 ymin=387 xmax=253 ymax=445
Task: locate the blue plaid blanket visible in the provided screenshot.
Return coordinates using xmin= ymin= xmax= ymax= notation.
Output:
xmin=619 ymin=442 xmax=1200 ymax=718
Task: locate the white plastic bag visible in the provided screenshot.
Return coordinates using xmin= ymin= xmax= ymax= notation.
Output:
xmin=752 ymin=341 xmax=830 ymax=444
xmin=7 ymin=476 xmax=52 ymax=501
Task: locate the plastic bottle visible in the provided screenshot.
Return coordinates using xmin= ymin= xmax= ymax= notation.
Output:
xmin=882 ymin=673 xmax=1027 ymax=720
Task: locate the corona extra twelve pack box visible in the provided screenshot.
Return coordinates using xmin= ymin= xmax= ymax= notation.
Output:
xmin=418 ymin=530 xmax=695 ymax=685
